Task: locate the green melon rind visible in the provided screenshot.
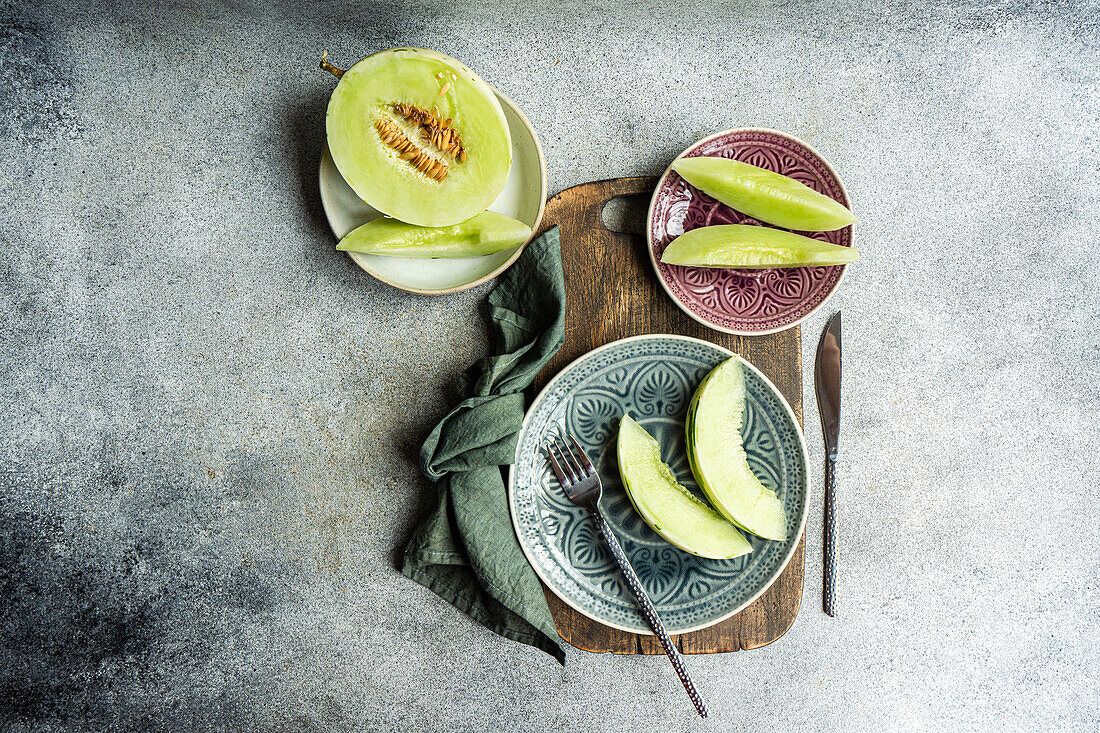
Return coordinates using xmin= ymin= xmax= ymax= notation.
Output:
xmin=661 ymin=224 xmax=859 ymax=268
xmin=326 ymin=48 xmax=512 ymax=227
xmin=685 ymin=358 xmax=788 ymax=541
xmin=336 ymin=211 xmax=532 ymax=258
xmin=672 ymin=156 xmax=856 ymax=232
xmin=617 ymin=415 xmax=751 ymax=560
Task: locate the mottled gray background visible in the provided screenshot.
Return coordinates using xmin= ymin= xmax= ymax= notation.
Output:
xmin=1 ymin=0 xmax=1098 ymax=730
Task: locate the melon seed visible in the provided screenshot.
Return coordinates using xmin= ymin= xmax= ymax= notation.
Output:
xmin=373 ymin=118 xmax=448 ymax=182
xmin=389 ymin=102 xmax=468 ymax=161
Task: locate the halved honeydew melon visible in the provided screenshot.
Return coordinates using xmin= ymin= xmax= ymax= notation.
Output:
xmin=661 ymin=225 xmax=859 ymax=268
xmin=336 ymin=211 xmax=532 ymax=258
xmin=325 ymin=48 xmax=512 ymax=227
xmin=617 ymin=415 xmax=751 ymax=559
xmin=686 ymin=358 xmax=787 ymax=541
xmin=672 ymin=156 xmax=856 ymax=232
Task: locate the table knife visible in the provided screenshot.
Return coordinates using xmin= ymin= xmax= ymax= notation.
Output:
xmin=815 ymin=311 xmax=842 ymax=617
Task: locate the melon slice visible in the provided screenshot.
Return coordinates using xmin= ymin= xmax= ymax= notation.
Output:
xmin=336 ymin=211 xmax=531 ymax=258
xmin=672 ymin=156 xmax=856 ymax=232
xmin=325 ymin=48 xmax=511 ymax=226
xmin=686 ymin=358 xmax=787 ymax=541
xmin=661 ymin=225 xmax=858 ymax=268
xmin=617 ymin=416 xmax=751 ymax=559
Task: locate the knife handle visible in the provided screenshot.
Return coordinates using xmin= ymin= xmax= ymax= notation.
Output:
xmin=823 ymin=456 xmax=837 ymax=617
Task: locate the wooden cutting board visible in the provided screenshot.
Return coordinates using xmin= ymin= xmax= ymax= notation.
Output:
xmin=531 ymin=177 xmax=805 ymax=655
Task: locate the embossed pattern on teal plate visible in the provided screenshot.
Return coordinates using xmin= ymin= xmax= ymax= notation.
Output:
xmin=509 ymin=335 xmax=809 ymax=635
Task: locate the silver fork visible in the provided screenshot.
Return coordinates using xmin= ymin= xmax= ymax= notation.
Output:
xmin=546 ymin=433 xmax=708 ymax=719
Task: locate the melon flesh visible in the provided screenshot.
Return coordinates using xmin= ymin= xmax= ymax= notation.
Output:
xmin=672 ymin=156 xmax=856 ymax=232
xmin=686 ymin=358 xmax=787 ymax=541
xmin=617 ymin=416 xmax=751 ymax=559
xmin=661 ymin=225 xmax=858 ymax=268
xmin=326 ymin=48 xmax=511 ymax=226
xmin=336 ymin=211 xmax=531 ymax=258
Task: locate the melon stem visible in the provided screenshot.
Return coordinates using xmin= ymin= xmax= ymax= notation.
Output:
xmin=320 ymin=51 xmax=345 ymax=79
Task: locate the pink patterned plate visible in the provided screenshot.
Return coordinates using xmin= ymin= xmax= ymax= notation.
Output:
xmin=647 ymin=128 xmax=854 ymax=335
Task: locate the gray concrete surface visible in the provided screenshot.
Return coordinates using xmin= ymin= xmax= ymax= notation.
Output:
xmin=1 ymin=1 xmax=1098 ymax=730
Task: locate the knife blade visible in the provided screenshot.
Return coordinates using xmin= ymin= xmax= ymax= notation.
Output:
xmin=815 ymin=311 xmax=842 ymax=617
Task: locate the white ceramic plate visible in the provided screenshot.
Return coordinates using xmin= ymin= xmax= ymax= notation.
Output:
xmin=319 ymin=88 xmax=547 ymax=295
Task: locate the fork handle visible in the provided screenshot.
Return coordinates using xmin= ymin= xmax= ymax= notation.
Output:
xmin=593 ymin=511 xmax=708 ymax=719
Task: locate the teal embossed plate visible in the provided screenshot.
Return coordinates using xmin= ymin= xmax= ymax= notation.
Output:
xmin=509 ymin=335 xmax=809 ymax=635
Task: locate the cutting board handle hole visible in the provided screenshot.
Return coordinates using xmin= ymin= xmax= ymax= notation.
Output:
xmin=600 ymin=194 xmax=649 ymax=236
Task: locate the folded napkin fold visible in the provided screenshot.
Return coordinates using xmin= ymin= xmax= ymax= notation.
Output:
xmin=402 ymin=227 xmax=566 ymax=663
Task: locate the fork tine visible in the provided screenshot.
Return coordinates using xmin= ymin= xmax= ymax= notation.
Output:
xmin=548 ymin=440 xmax=579 ymax=484
xmin=546 ymin=444 xmax=570 ymax=487
xmin=557 ymin=438 xmax=584 ymax=483
xmin=568 ymin=434 xmax=595 ymax=475
xmin=559 ymin=438 xmax=586 ymax=480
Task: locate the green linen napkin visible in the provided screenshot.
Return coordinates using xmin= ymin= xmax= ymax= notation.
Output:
xmin=401 ymin=227 xmax=566 ymax=663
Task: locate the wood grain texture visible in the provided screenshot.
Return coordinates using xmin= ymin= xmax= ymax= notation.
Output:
xmin=531 ymin=177 xmax=805 ymax=655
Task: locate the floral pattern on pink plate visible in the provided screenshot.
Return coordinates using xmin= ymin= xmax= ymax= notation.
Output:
xmin=647 ymin=128 xmax=854 ymax=335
